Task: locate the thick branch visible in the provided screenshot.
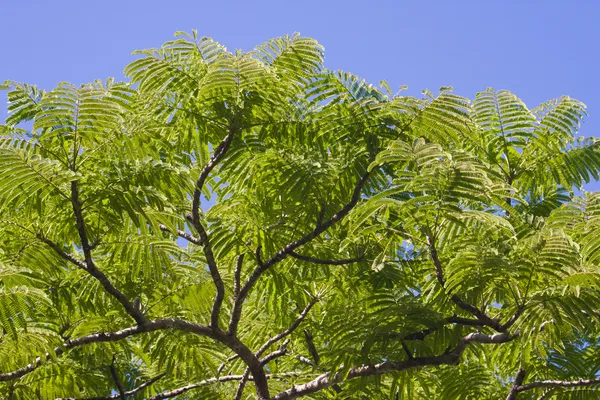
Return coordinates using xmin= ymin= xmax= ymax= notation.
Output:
xmin=235 ymin=341 xmax=290 ymax=400
xmin=506 ymin=369 xmax=526 ymax=400
xmin=271 ymin=330 xmax=517 ymax=400
xmin=233 ymin=299 xmax=317 ymax=400
xmin=229 ymin=171 xmax=371 ymax=336
xmin=214 ymin=328 xmax=271 ymax=400
xmin=158 ymin=224 xmax=202 ymax=245
xmin=190 ymin=129 xmax=236 ymax=329
xmin=2 ymin=318 xmax=269 ymax=398
xmin=58 ymin=373 xmax=166 ymax=400
xmin=289 ymin=251 xmax=364 ymax=266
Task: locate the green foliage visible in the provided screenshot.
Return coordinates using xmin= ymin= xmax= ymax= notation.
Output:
xmin=1 ymin=30 xmax=600 ymax=399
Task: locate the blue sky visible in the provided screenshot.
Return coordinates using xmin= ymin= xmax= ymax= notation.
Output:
xmin=1 ymin=0 xmax=599 ymax=189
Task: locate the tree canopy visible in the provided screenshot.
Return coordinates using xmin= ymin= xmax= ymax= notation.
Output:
xmin=1 ymin=31 xmax=600 ymax=400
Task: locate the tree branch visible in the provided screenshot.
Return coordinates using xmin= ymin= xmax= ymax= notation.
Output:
xmin=400 ymin=340 xmax=413 ymax=359
xmin=229 ymin=170 xmax=371 ymax=336
xmin=428 ymin=239 xmax=504 ymax=332
xmin=109 ymin=356 xmax=126 ymax=400
xmin=261 ymin=343 xmax=289 ymax=365
xmin=234 ymin=372 xmax=252 ymax=399
xmin=190 ymin=129 xmax=236 ymax=329
xmin=232 ymin=298 xmax=317 ymax=400
xmin=4 ymin=318 xmax=268 ymax=398
xmin=389 ymin=315 xmax=486 ymax=341
xmin=0 ymin=319 xmax=212 ymax=382
xmin=506 ymin=368 xmax=526 ymax=400
xmin=217 ymin=354 xmax=240 ymax=375
xmin=514 ymin=376 xmax=600 ymax=393
xmin=158 ymin=224 xmax=202 ymax=245
xmin=57 ymin=373 xmax=166 ymax=400
xmin=233 ymin=253 xmax=245 ymax=299
xmin=256 ymin=298 xmax=318 ymax=358
xmin=271 ymin=330 xmax=517 ymax=400
xmin=69 ymin=181 xmax=146 ymax=325
xmin=36 ymin=235 xmax=87 ymax=270
xmin=289 ymin=251 xmax=364 ymax=266
xmin=304 ymin=329 xmax=320 ymax=366
xmin=293 ymin=353 xmax=343 ymax=394
xmin=146 ymin=372 xmax=305 ymax=400
xmin=502 ymin=306 xmax=524 ymax=331
xmin=235 ymin=340 xmax=291 ymax=400
xmin=255 ymin=245 xmax=264 ymax=266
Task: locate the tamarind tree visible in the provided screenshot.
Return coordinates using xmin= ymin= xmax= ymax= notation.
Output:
xmin=1 ymin=30 xmax=600 ymax=399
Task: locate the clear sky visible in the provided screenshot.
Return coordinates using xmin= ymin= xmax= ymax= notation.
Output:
xmin=1 ymin=0 xmax=599 ymax=189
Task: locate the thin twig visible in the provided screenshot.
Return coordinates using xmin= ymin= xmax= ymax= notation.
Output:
xmin=289 ymin=251 xmax=364 ymax=265
xmin=159 ymin=224 xmax=202 ymax=245
xmin=57 ymin=373 xmax=167 ymax=400
xmin=256 ymin=298 xmax=319 ymax=358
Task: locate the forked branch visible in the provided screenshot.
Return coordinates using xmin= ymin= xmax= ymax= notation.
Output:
xmin=256 ymin=298 xmax=319 ymax=358
xmin=235 ymin=340 xmax=290 ymax=400
xmin=506 ymin=368 xmax=526 ymax=400
xmin=428 ymin=239 xmax=504 ymax=332
xmin=271 ymin=330 xmax=517 ymax=400
xmin=38 ymin=181 xmax=146 ymax=325
xmin=229 ymin=171 xmax=371 ymax=336
xmin=146 ymin=372 xmax=305 ymax=400
xmin=234 ymin=299 xmax=318 ymax=399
